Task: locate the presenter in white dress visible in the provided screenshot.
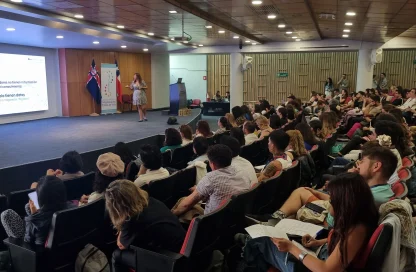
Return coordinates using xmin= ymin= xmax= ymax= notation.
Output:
xmin=126 ymin=73 xmax=148 ymax=122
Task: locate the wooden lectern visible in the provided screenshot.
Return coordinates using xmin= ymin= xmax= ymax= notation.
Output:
xmin=169 ymin=82 xmax=187 ymax=115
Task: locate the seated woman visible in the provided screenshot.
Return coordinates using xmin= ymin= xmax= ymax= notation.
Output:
xmin=232 ymin=106 xmax=247 ymax=126
xmin=1 ymin=175 xmax=74 ymax=245
xmin=134 ymin=145 xmax=169 ymax=187
xmin=295 ymin=123 xmax=319 ymax=151
xmin=195 ymin=120 xmax=214 ymax=138
xmin=318 ymin=112 xmax=338 ymax=140
xmin=214 ymin=116 xmax=231 ymax=134
xmin=269 ymin=115 xmax=281 ymax=130
xmin=277 ymin=107 xmax=288 ymax=126
xmin=286 ymin=130 xmax=308 ymax=159
xmin=108 ymin=180 xmax=186 ymax=272
xmin=241 ymin=105 xmax=254 ymax=121
xmin=160 ymin=128 xmax=183 ymax=152
xmin=244 ymin=172 xmax=379 ymax=272
xmin=178 ymin=124 xmax=193 ymax=146
xmin=225 ymin=113 xmax=238 ymax=127
xmin=46 ymin=150 xmax=84 ymax=181
xmin=339 ymin=88 xmax=351 ymax=106
xmin=114 ymin=142 xmax=137 ymax=173
xmin=256 ymin=116 xmax=273 ymax=139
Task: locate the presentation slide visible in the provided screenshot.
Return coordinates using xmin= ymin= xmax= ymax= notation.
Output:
xmin=0 ymin=53 xmax=48 ymax=116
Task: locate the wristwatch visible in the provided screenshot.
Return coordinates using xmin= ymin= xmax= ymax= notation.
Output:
xmin=299 ymin=251 xmax=309 ymax=262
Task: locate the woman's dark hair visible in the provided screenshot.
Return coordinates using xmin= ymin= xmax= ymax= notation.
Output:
xmin=164 ymin=128 xmax=182 ymax=146
xmin=287 ymin=108 xmax=295 ymax=120
xmin=388 ymin=108 xmax=404 ymax=124
xmin=37 ymin=175 xmax=67 ymax=211
xmin=288 ymin=100 xmax=301 ymax=111
xmin=134 ymin=73 xmax=142 ymax=84
xmin=231 ymin=106 xmax=243 ymax=119
xmin=327 ymin=172 xmax=378 ymax=268
xmin=327 ymin=77 xmax=333 ymax=84
xmin=278 ymin=107 xmax=288 ymax=119
xmin=260 ymin=100 xmax=270 ymax=111
xmin=230 ymin=127 xmax=245 ymax=146
xmin=269 ymin=130 xmax=290 ymax=151
xmin=269 ymin=115 xmax=281 ymax=129
xmin=59 ymin=151 xmax=83 ymax=174
xmin=309 ymin=120 xmax=322 ymax=133
xmin=139 ymin=144 xmax=163 ymax=170
xmin=329 ymin=105 xmax=342 ymax=119
xmin=382 ymin=103 xmax=395 ymax=113
xmin=372 ymin=113 xmax=398 ymax=127
xmin=114 ymin=142 xmax=135 ymax=167
xmin=254 ymin=104 xmax=261 ymax=113
xmin=241 ymin=105 xmax=253 ymax=121
xmin=196 ymin=120 xmax=212 ymax=137
xmin=219 ymin=117 xmax=232 ymax=130
xmin=375 ymin=120 xmax=407 ymax=157
xmin=295 ymin=123 xmax=318 ymax=146
xmin=193 ymin=137 xmax=209 ymax=156
xmin=179 ymin=124 xmax=193 ymax=141
xmin=93 ymin=172 xmax=123 ymax=193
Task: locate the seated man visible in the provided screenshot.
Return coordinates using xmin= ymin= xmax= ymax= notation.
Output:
xmin=220 ymin=136 xmax=257 ymax=186
xmin=134 ymin=145 xmax=169 ymax=187
xmin=171 ymin=144 xmax=251 ymax=216
xmin=243 ymin=121 xmax=258 ymax=145
xmin=253 ymin=146 xmax=396 ymax=223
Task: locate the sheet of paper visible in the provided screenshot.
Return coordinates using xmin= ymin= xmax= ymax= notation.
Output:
xmin=292 ymin=240 xmax=318 ymax=257
xmin=245 ymin=224 xmax=289 ymax=240
xmin=275 ymin=219 xmax=323 ymax=237
xmin=28 ymin=191 xmax=40 ymax=209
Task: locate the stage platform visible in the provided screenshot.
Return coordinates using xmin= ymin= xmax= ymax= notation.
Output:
xmin=0 ymin=110 xmax=201 ymax=193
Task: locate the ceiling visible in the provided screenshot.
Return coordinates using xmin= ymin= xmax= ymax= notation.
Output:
xmin=0 ymin=0 xmax=416 ymax=51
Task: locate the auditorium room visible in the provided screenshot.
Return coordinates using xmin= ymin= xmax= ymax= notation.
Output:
xmin=1 ymin=0 xmax=416 ymax=271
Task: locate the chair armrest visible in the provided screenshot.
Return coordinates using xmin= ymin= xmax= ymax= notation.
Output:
xmin=4 ymin=238 xmax=45 ymax=272
xmin=131 ymin=246 xmax=186 ymax=272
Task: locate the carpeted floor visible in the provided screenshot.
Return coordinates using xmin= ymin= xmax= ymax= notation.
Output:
xmin=0 ymin=110 xmax=201 ymax=169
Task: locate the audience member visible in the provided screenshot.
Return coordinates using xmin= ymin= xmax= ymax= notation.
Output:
xmin=195 ymin=120 xmax=214 ymax=138
xmin=277 ymin=107 xmax=288 ymax=126
xmin=215 ymin=116 xmax=231 ymax=134
xmin=319 ymin=112 xmax=337 ymax=139
xmin=232 ymin=106 xmax=247 ymax=126
xmin=172 ymin=144 xmax=251 ymax=215
xmin=114 ymin=142 xmax=137 ymax=172
xmin=134 ymin=145 xmax=169 ymax=187
xmin=309 ymin=120 xmax=322 ymax=142
xmin=161 ymin=128 xmax=183 ymax=152
xmin=243 ymin=121 xmax=258 ymax=145
xmin=286 ymin=130 xmax=307 ymax=159
xmin=107 ymin=180 xmax=185 ymax=272
xmin=225 ymin=113 xmax=238 ymax=127
xmin=256 ymin=116 xmax=273 ymax=139
xmin=45 ymin=151 xmax=84 ymax=181
xmin=269 ymin=115 xmax=281 ymax=130
xmin=187 ymin=137 xmax=209 ymax=183
xmin=295 ymin=123 xmax=318 ymax=151
xmin=178 ymin=124 xmax=193 ymax=146
xmin=230 ymin=127 xmax=245 ymax=146
xmin=241 ymin=105 xmax=254 ymax=121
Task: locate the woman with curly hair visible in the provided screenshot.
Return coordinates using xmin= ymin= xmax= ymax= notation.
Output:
xmin=286 ymin=130 xmax=307 ymax=158
xmin=319 ymin=112 xmax=338 ymax=139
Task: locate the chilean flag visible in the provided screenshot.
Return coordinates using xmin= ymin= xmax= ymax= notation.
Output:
xmin=115 ymin=59 xmax=122 ymax=103
xmin=86 ymin=59 xmax=101 ymax=104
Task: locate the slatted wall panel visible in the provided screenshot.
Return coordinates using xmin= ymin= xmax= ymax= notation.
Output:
xmin=374 ymin=49 xmax=416 ymax=89
xmin=207 ymin=54 xmax=230 ymax=97
xmin=243 ymin=51 xmax=358 ymax=105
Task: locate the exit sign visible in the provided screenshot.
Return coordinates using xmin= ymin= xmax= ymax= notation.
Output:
xmin=277 ymin=72 xmax=288 ymax=77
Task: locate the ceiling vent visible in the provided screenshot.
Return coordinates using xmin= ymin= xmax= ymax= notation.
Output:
xmin=248 ymin=5 xmax=280 ymax=16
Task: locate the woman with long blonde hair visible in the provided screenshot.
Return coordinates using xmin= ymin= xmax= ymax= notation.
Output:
xmin=106 ymin=180 xmax=185 ymax=272
xmin=286 ymin=130 xmax=307 ymax=158
xmin=225 ymin=113 xmax=237 ymax=127
xmin=319 ymin=112 xmax=338 ymax=139
xmin=256 ymin=115 xmax=273 ymax=139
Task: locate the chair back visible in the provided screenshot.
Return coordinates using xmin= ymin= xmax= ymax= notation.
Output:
xmin=7 ymin=188 xmax=35 ymax=216
xmin=271 ymin=161 xmax=301 ymax=210
xmin=391 ymin=181 xmax=408 ymax=199
xmin=193 ymin=99 xmax=201 ymax=105
xmin=241 ymin=139 xmax=269 ymax=166
xmin=171 ymin=144 xmax=194 ymax=170
xmin=252 ymin=173 xmax=282 ymax=214
xmin=125 ymin=161 xmax=140 ymax=181
xmin=398 ymin=167 xmax=411 ymax=182
xmin=63 ymin=172 xmax=94 ymax=200
xmin=206 ymin=136 xmax=215 ymax=146
xmin=162 ymin=150 xmax=172 ymax=168
xmin=213 ymin=131 xmax=229 ymax=144
xmin=402 ymin=156 xmax=414 ymax=169
xmin=147 ymin=174 xmax=177 ymax=209
xmin=173 ymin=167 xmax=197 ymax=202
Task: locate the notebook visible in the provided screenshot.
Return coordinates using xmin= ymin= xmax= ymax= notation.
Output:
xmin=245 ymin=224 xmax=289 ymax=239
xmin=275 ymin=219 xmax=323 ymax=238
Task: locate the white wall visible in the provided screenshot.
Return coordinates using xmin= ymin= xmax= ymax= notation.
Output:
xmin=151 ymin=54 xmax=170 ymax=109
xmin=0 ymin=43 xmax=61 ymax=124
xmin=169 ymin=54 xmax=207 ymax=102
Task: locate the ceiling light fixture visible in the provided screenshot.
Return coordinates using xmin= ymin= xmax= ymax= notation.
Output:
xmin=6 ymin=28 xmax=15 ymax=31
xmin=346 ymin=11 xmax=356 ymax=16
xmin=245 ymin=40 xmax=251 ymax=43
xmin=278 ymin=24 xmax=286 ymax=28
xmin=148 ymin=32 xmax=154 ymax=36
xmin=205 ymin=25 xmax=212 ymax=29
xmin=252 ymin=42 xmax=257 ymax=45
xmin=292 ymin=36 xmax=297 ymax=39
xmin=342 ymin=34 xmax=349 ymax=38
xmin=345 ymin=22 xmax=353 ymax=26
xmin=74 ymin=14 xmax=84 ymax=18
xmin=199 ymin=44 xmax=204 ymax=47
xmin=117 ymin=25 xmax=124 ymax=29
xmin=343 ymin=29 xmax=350 ymax=32
xmin=11 ymin=0 xmax=23 ymax=2
xmin=218 ymin=30 xmax=225 ymax=33
xmin=169 ymin=10 xmax=177 ymax=14
xmin=286 ymin=31 xmax=293 ymax=34
xmin=93 ymin=41 xmax=99 ymax=44
xmin=233 ymin=35 xmax=239 ymax=39
xmin=56 ymin=35 xmax=64 ymax=39
xmin=267 ymin=14 xmax=276 ymax=19
xmin=183 ymin=41 xmax=189 ymax=44
xmin=121 ymin=45 xmax=127 ymax=48
xmin=170 ymin=37 xmax=175 ymax=41
xmin=252 ymin=0 xmax=262 ymax=4
xmin=295 ymin=39 xmax=301 ymax=41
xmin=143 ymin=48 xmax=148 ymax=51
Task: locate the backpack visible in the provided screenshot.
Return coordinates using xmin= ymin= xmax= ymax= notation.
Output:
xmin=75 ymin=244 xmax=110 ymax=272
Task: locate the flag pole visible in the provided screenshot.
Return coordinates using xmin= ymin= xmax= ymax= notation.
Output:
xmin=90 ymin=98 xmax=99 ymax=117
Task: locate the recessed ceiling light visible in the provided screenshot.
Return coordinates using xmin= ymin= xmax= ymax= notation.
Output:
xmin=286 ymin=31 xmax=293 ymax=34
xmin=295 ymin=39 xmax=301 ymax=41
xmin=148 ymin=32 xmax=154 ymax=36
xmin=343 ymin=29 xmax=350 ymax=32
xmin=205 ymin=25 xmax=212 ymax=29
xmin=345 ymin=22 xmax=353 ymax=26
xmin=342 ymin=34 xmax=349 ymax=38
xmin=56 ymin=35 xmax=64 ymax=39
xmin=268 ymin=14 xmax=277 ymax=19
xmin=245 ymin=40 xmax=251 ymax=43
xmin=278 ymin=24 xmax=286 ymax=28
xmin=292 ymin=36 xmax=298 ymax=39
xmin=93 ymin=41 xmax=99 ymax=44
xmin=117 ymin=25 xmax=124 ymax=29
xmin=198 ymin=44 xmax=203 ymax=47
xmin=143 ymin=48 xmax=148 ymax=51
xmin=233 ymin=35 xmax=239 ymax=39
xmin=218 ymin=30 xmax=225 ymax=33
xmin=346 ymin=11 xmax=356 ymax=16
xmin=169 ymin=10 xmax=177 ymax=14
xmin=252 ymin=0 xmax=262 ymax=4
xmin=121 ymin=45 xmax=127 ymax=48
xmin=252 ymin=42 xmax=257 ymax=45
xmin=6 ymin=28 xmax=15 ymax=31
xmin=183 ymin=41 xmax=189 ymax=44
xmin=11 ymin=0 xmax=23 ymax=2
xmin=74 ymin=14 xmax=84 ymax=18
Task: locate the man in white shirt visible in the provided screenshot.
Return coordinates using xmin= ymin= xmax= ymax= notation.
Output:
xmin=134 ymin=145 xmax=169 ymax=187
xmin=221 ymin=135 xmax=258 ymax=186
xmin=398 ymin=88 xmax=416 ymax=110
xmin=243 ymin=121 xmax=258 ymax=145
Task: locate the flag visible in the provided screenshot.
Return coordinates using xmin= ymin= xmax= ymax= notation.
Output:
xmin=86 ymin=59 xmax=101 ymax=104
xmin=115 ymin=59 xmax=122 ymax=103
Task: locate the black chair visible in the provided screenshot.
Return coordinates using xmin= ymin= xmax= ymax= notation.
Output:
xmin=252 ymin=173 xmax=282 ymax=214
xmin=162 ymin=150 xmax=172 ymax=168
xmin=206 ymin=136 xmax=215 ymax=146
xmin=171 ymin=144 xmax=195 ymax=170
xmin=63 ymin=172 xmax=94 ymax=201
xmin=147 ymin=174 xmax=177 ymax=209
xmin=4 ymin=198 xmax=106 ymax=272
xmin=213 ymin=131 xmax=230 ymax=144
xmin=125 ymin=161 xmax=140 ymax=181
xmin=271 ymin=161 xmax=301 ymax=210
xmin=7 ymin=188 xmax=35 ymax=217
xmin=172 ymin=167 xmax=197 ymax=203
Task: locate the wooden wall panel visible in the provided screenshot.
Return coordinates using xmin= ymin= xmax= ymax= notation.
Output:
xmin=374 ymin=49 xmax=416 ymax=89
xmin=243 ymin=51 xmax=358 ymax=105
xmin=207 ymin=54 xmax=230 ymax=97
xmin=60 ymin=49 xmax=151 ymax=116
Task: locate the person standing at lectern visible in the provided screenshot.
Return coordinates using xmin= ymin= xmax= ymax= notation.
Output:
xmin=126 ymin=73 xmax=148 ymax=122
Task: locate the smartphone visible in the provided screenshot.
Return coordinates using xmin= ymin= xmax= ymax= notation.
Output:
xmin=28 ymin=191 xmax=40 ymax=209
xmin=305 ymin=202 xmax=326 ymax=214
